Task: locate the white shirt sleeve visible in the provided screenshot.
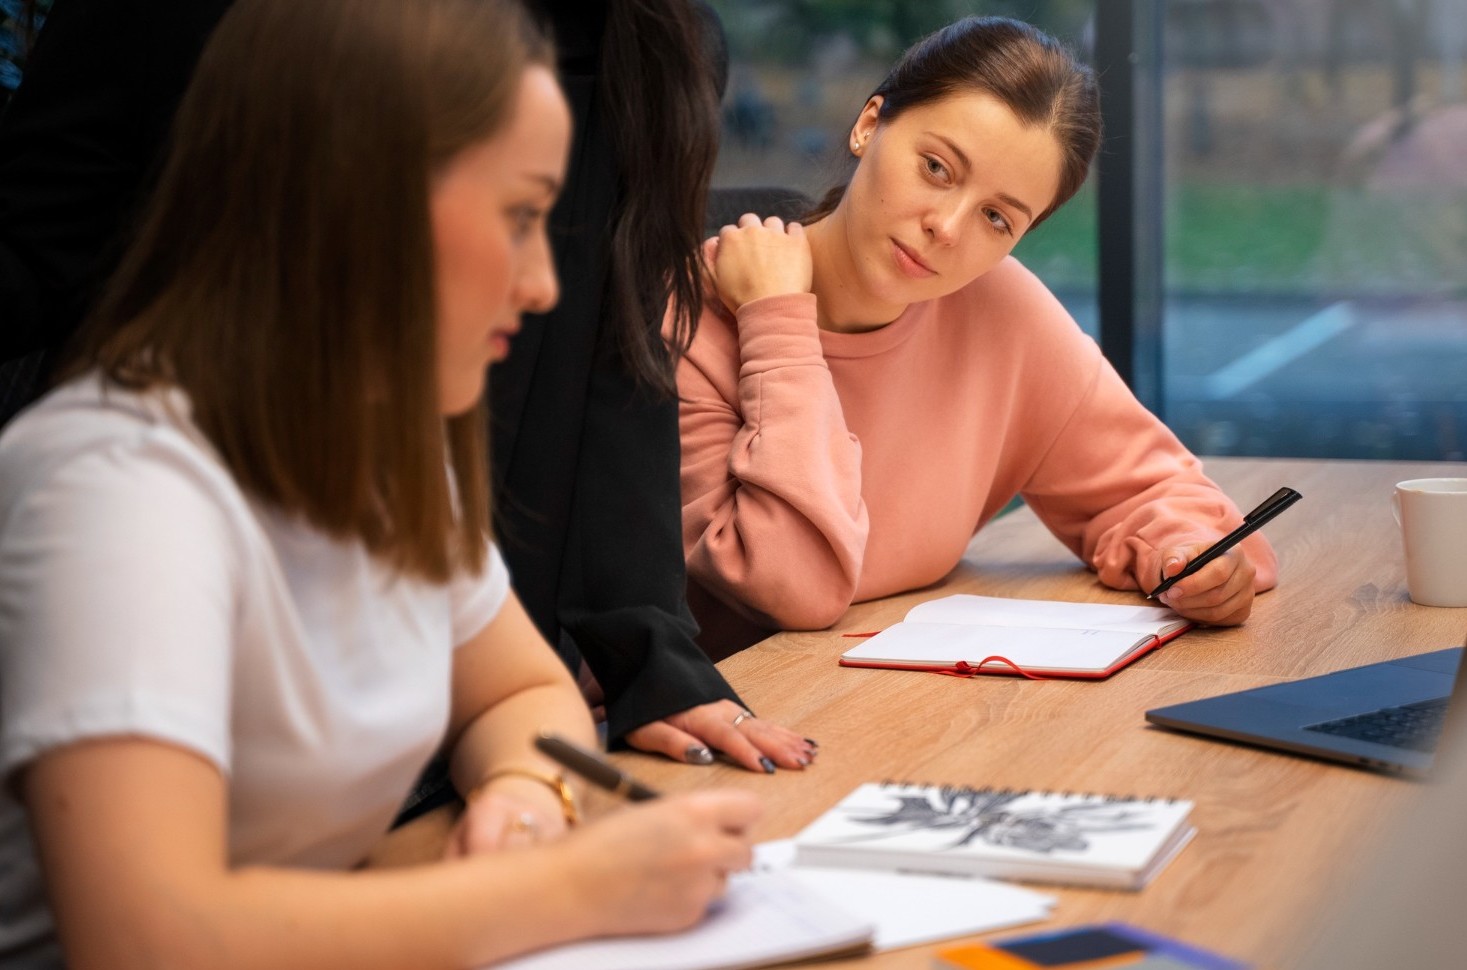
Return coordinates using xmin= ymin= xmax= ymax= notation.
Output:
xmin=0 ymin=435 xmax=239 ymax=781
xmin=447 ymin=541 xmax=511 ymax=648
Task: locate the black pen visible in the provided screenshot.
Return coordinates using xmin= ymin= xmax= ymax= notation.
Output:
xmin=1146 ymin=486 xmax=1302 ymax=601
xmin=535 ymin=733 xmax=660 ymax=801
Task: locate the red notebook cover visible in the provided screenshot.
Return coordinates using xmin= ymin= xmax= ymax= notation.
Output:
xmin=838 ymin=624 xmax=1192 ymax=680
xmin=835 ymin=596 xmax=1193 ymax=681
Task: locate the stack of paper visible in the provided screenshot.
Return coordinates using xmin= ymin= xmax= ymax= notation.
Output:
xmin=756 ymin=839 xmax=1055 ymax=951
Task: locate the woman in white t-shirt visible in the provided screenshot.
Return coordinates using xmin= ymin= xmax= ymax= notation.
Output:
xmin=0 ymin=0 xmax=759 ymax=967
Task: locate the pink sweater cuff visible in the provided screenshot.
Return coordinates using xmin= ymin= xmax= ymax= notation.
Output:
xmin=735 ymin=293 xmax=822 ymax=374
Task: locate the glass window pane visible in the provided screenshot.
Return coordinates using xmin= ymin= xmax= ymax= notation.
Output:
xmin=1162 ymin=0 xmax=1467 ymax=459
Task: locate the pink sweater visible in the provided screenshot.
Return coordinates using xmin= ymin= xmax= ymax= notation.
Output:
xmin=677 ymin=255 xmax=1279 ymax=631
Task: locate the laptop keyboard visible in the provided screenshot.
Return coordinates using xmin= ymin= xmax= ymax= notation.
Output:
xmin=1305 ymin=696 xmax=1450 ymax=752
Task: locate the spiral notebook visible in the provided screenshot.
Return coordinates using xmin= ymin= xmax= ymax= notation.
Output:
xmin=793 ymin=782 xmax=1195 ymax=890
xmin=838 ymin=594 xmax=1192 ymax=679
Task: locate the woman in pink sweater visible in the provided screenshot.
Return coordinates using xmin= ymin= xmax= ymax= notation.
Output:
xmin=677 ymin=17 xmax=1278 ymax=648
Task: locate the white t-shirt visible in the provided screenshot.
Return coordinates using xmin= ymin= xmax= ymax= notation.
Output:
xmin=0 ymin=375 xmax=508 ymax=965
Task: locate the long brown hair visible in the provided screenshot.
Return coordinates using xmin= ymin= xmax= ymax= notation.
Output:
xmin=806 ymin=16 xmax=1101 ymax=230
xmin=601 ymin=0 xmax=721 ymax=392
xmin=68 ymin=0 xmax=552 ymax=582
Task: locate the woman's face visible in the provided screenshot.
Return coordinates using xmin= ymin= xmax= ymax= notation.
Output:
xmin=430 ymin=64 xmax=571 ymax=416
xmin=837 ymin=88 xmax=1064 ymax=311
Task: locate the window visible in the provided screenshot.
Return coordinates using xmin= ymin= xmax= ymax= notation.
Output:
xmin=710 ymin=0 xmax=1467 ymax=461
xmin=1159 ymin=0 xmax=1467 ymax=459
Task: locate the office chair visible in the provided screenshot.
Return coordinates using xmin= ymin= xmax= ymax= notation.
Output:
xmin=705 ymin=185 xmax=813 ymax=236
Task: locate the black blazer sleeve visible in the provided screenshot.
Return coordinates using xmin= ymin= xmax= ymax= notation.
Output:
xmin=0 ymin=0 xmax=231 ymax=363
xmin=560 ymin=337 xmax=744 ymax=744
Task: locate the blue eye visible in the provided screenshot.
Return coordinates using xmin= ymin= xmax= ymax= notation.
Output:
xmin=984 ymin=208 xmax=1012 ymax=236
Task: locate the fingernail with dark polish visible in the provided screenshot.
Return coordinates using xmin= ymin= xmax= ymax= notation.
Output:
xmin=684 ymin=745 xmax=715 ymax=765
xmin=797 ymin=756 xmax=811 ymax=767
xmin=804 ymin=738 xmax=820 ymax=748
xmin=759 ymin=757 xmax=777 ymax=774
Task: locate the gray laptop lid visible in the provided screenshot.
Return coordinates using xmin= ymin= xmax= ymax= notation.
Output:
xmin=1145 ymin=647 xmax=1464 ymax=778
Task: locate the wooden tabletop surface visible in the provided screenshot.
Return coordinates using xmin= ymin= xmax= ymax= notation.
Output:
xmin=612 ymin=456 xmax=1467 ymax=969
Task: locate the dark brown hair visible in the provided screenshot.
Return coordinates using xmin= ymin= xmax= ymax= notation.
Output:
xmin=806 ymin=16 xmax=1101 ymax=229
xmin=68 ymin=0 xmax=552 ymax=582
xmin=601 ymin=0 xmax=721 ymax=393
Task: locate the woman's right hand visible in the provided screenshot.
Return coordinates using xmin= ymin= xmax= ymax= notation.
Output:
xmin=559 ymin=789 xmax=762 ymax=936
xmin=712 ymin=213 xmax=813 ymax=314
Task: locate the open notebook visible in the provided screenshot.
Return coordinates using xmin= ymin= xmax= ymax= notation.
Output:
xmin=839 ymin=594 xmax=1192 ymax=679
xmin=490 ymin=838 xmax=1057 ymax=969
xmin=489 ymin=868 xmax=874 ymax=970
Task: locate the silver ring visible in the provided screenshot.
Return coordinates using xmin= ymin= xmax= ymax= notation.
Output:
xmin=732 ymin=710 xmax=754 ymax=728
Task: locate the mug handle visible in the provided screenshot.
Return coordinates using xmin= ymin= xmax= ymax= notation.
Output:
xmin=1392 ymin=491 xmax=1401 ymax=527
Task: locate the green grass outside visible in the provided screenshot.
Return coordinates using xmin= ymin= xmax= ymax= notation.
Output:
xmin=1014 ymin=182 xmax=1466 ymax=298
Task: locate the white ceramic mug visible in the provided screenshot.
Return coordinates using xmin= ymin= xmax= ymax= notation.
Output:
xmin=1393 ymin=478 xmax=1467 ymax=607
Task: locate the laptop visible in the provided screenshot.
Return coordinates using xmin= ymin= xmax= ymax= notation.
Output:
xmin=1146 ymin=647 xmax=1464 ymax=778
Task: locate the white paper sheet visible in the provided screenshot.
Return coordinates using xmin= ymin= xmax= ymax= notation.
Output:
xmin=490 ymin=864 xmax=874 ymax=970
xmin=754 ymin=839 xmax=1054 ymax=951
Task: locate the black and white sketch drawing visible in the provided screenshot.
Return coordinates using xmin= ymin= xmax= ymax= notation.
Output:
xmin=836 ymin=786 xmax=1164 ymax=855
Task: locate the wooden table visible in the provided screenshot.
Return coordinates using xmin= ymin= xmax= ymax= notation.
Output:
xmin=617 ymin=457 xmax=1467 ymax=969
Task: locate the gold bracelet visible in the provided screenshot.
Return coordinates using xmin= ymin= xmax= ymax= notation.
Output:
xmin=470 ymin=767 xmax=579 ymax=827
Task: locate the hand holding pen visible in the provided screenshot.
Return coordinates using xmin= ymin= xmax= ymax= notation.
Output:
xmin=1147 ymin=487 xmax=1301 ymax=627
xmin=533 ymin=733 xmax=764 ymax=931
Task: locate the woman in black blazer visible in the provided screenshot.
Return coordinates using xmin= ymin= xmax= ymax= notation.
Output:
xmin=0 ymin=0 xmax=814 ymax=783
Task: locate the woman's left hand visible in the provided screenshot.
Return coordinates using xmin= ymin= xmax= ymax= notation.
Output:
xmin=1152 ymin=543 xmax=1257 ymax=626
xmin=625 ymin=700 xmax=817 ymax=773
xmin=442 ymin=774 xmax=571 ymax=859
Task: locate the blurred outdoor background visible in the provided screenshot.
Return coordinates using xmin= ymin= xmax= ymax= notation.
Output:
xmin=708 ymin=0 xmax=1467 ymax=460
xmin=2 ymin=0 xmax=1462 ymax=459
